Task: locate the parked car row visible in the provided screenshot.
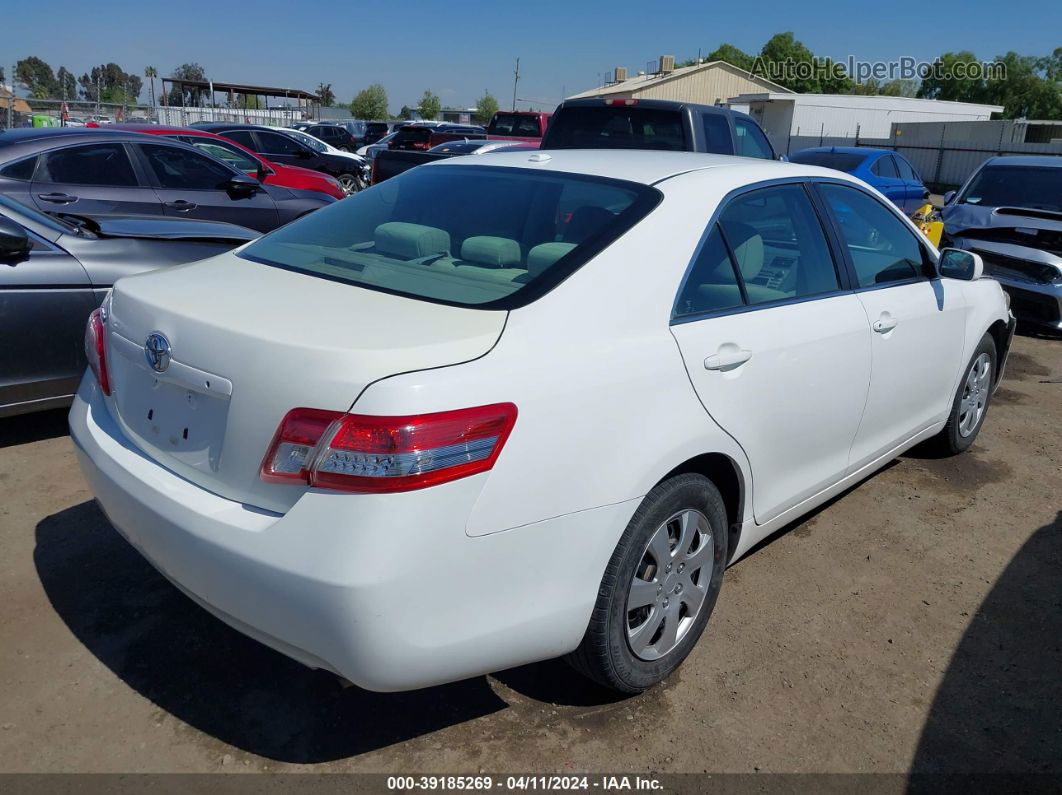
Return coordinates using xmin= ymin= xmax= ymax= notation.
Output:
xmin=6 ymin=91 xmax=1040 ymax=699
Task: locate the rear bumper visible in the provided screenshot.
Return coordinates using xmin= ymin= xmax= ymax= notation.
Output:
xmin=69 ymin=376 xmax=633 ymax=691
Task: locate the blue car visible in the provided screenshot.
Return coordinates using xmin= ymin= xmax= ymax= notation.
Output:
xmin=789 ymin=147 xmax=929 ymax=214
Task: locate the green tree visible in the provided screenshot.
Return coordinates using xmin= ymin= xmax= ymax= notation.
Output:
xmin=144 ymin=66 xmax=158 ymax=107
xmin=474 ymin=91 xmax=499 ymax=125
xmin=168 ymin=62 xmax=207 ymax=105
xmin=984 ymin=51 xmax=1062 ymax=119
xmin=706 ymin=43 xmax=754 ymax=72
xmin=351 ymin=83 xmax=388 ymax=119
xmin=752 ymin=32 xmax=852 ymax=93
xmin=399 ymin=104 xmax=415 ymax=120
xmin=235 ymin=93 xmax=262 ymax=110
xmin=917 ymin=51 xmax=988 ymax=104
xmin=56 ymin=66 xmax=77 ymax=101
xmin=16 ymin=56 xmax=57 ymax=98
xmin=418 ymin=89 xmax=441 ymax=121
xmin=78 ymin=63 xmax=141 ymax=104
xmin=316 ymin=82 xmax=336 ymax=107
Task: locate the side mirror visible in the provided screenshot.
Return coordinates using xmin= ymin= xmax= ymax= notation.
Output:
xmin=0 ymin=215 xmax=31 ymax=260
xmin=226 ymin=174 xmax=261 ymax=196
xmin=943 ymin=190 xmax=956 ymax=205
xmin=938 ymin=247 xmax=983 ymax=281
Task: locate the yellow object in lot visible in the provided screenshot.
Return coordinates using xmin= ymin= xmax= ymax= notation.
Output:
xmin=911 ymin=203 xmax=944 ymax=248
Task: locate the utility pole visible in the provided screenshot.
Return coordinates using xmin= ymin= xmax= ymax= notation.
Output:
xmin=7 ymin=63 xmax=13 ymax=129
xmin=511 ymin=57 xmax=520 ymax=111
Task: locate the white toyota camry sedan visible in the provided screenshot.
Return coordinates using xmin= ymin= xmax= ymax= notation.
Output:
xmin=70 ymin=150 xmax=1014 ymax=693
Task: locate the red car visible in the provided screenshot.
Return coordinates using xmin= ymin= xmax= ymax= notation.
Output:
xmin=108 ymin=124 xmax=346 ymax=201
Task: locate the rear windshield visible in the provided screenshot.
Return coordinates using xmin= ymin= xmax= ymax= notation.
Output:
xmin=238 ymin=165 xmax=660 ymax=309
xmin=394 ymin=127 xmax=432 ymax=144
xmin=367 ymin=123 xmax=388 ymax=134
xmin=545 ymin=107 xmax=687 ymax=151
xmin=789 ymin=151 xmax=867 ymax=172
xmin=959 ymin=164 xmax=1062 ymax=212
xmin=489 ymin=114 xmax=543 ymax=137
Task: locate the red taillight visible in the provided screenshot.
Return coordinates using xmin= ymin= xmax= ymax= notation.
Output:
xmin=606 ymin=99 xmax=637 ymax=106
xmin=84 ymin=307 xmax=111 ymax=395
xmin=261 ymin=403 xmax=518 ymax=493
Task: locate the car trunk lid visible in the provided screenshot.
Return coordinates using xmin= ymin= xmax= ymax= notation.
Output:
xmin=104 ymin=254 xmax=506 ymax=513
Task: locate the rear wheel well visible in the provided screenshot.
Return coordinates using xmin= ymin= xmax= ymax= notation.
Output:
xmin=658 ymin=453 xmax=744 ymax=562
xmin=987 ymin=319 xmax=1009 ymax=385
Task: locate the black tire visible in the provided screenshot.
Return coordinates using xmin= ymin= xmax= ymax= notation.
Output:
xmin=566 ymin=473 xmax=728 ymax=693
xmin=931 ymin=333 xmax=997 ymax=455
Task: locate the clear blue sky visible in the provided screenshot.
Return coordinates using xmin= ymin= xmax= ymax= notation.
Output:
xmin=6 ymin=0 xmax=1060 ymax=111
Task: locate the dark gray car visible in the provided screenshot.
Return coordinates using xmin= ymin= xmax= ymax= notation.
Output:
xmin=0 ymin=193 xmax=258 ymax=417
xmin=942 ymin=155 xmax=1062 ymax=332
xmin=0 ymin=128 xmax=333 ymax=233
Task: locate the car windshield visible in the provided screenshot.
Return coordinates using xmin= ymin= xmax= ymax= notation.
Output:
xmin=546 ymin=107 xmax=687 ymax=151
xmin=789 ymin=151 xmax=867 ymax=172
xmin=238 ymin=165 xmax=659 ymax=309
xmin=959 ymin=164 xmax=1062 ymax=212
xmin=289 ymin=130 xmax=327 ymax=152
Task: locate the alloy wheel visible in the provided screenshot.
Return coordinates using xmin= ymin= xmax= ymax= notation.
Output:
xmin=958 ymin=351 xmax=992 ymax=437
xmin=626 ymin=509 xmax=714 ymax=661
xmin=337 ymin=174 xmax=359 ymax=195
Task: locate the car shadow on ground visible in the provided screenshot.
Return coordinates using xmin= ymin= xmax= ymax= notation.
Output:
xmin=0 ymin=408 xmax=70 ymax=449
xmin=34 ymin=501 xmax=625 ymax=763
xmin=910 ymin=510 xmax=1062 ymax=776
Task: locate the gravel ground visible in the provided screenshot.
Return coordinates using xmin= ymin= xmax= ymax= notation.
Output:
xmin=0 ymin=332 xmax=1059 ymax=774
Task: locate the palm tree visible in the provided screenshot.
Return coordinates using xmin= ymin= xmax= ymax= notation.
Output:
xmin=144 ymin=66 xmax=157 ymax=108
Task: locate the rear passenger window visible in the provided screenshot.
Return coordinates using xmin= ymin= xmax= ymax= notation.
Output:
xmin=675 ymin=226 xmax=744 ymax=315
xmin=41 ymin=144 xmax=137 ymax=186
xmin=734 ymin=118 xmax=774 ymax=159
xmin=820 ymin=184 xmax=926 ymax=287
xmin=675 ymin=184 xmax=840 ymax=316
xmin=895 ymin=156 xmax=918 ymax=181
xmin=718 ymin=185 xmax=838 ymax=304
xmin=141 ymin=144 xmax=234 ymax=190
xmin=1 ymin=156 xmax=38 ymax=181
xmin=702 ymin=114 xmax=733 ymax=155
xmin=872 ymin=156 xmax=899 ymax=179
xmin=222 ymin=130 xmax=258 ymax=150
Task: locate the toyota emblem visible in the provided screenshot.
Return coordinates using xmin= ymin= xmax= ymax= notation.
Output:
xmin=144 ymin=333 xmax=171 ymax=373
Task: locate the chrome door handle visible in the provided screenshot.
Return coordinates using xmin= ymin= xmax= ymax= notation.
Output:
xmin=38 ymin=192 xmax=76 ymax=203
xmin=872 ymin=315 xmax=898 ymax=334
xmin=704 ymin=347 xmax=752 ymax=371
xmin=165 ymin=200 xmax=197 ymax=211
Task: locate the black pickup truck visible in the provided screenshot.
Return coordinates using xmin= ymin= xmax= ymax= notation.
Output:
xmin=540 ymin=98 xmax=778 ymax=159
xmin=371 ymin=99 xmax=779 ymax=184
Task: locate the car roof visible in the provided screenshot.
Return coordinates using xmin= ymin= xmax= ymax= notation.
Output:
xmin=431 ymin=148 xmax=849 ymax=186
xmin=193 ymin=123 xmax=273 ymax=131
xmin=794 ymin=146 xmax=884 ymax=157
xmin=984 ymin=155 xmax=1062 ymax=168
xmin=0 ymin=127 xmax=197 ymax=153
xmin=107 ymin=124 xmax=210 ymax=135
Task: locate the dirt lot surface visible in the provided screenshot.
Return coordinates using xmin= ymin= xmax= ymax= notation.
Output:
xmin=0 ymin=334 xmax=1059 ymax=775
